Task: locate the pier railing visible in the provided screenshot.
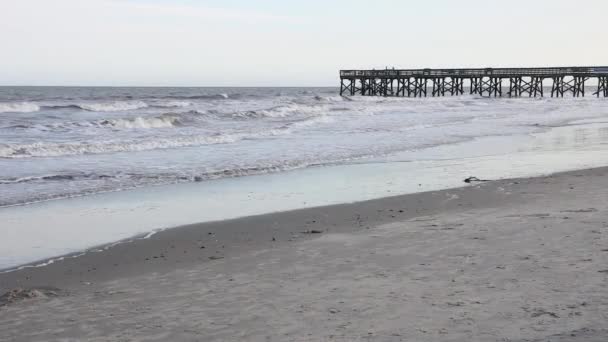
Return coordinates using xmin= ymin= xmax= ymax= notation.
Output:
xmin=340 ymin=67 xmax=608 ymax=78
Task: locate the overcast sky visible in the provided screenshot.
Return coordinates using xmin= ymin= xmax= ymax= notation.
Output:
xmin=1 ymin=0 xmax=607 ymax=86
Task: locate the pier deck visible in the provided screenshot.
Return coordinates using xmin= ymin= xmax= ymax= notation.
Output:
xmin=340 ymin=66 xmax=608 ymax=98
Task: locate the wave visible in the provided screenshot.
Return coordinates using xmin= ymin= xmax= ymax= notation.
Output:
xmin=0 ymin=113 xmax=334 ymax=159
xmin=75 ymin=100 xmax=149 ymax=112
xmin=149 ymin=101 xmax=192 ymax=108
xmin=1 ymin=111 xmax=211 ymax=131
xmin=0 ymin=102 xmax=41 ymax=113
xmin=314 ymin=95 xmax=352 ymax=102
xmin=0 ymin=171 xmax=179 ymax=186
xmin=0 ymin=173 xmax=111 ymax=185
xmin=40 ymin=104 xmax=82 ymax=110
xmin=0 ymin=137 xmax=228 ymax=159
xmin=0 ymin=149 xmax=388 ymax=208
xmin=180 ymin=93 xmax=230 ymax=100
xmin=146 ymin=93 xmax=232 ymax=101
xmin=283 ymin=115 xmax=334 ymax=130
xmin=232 ymin=103 xmax=328 ymax=119
xmin=99 ymin=115 xmax=181 ymax=129
xmin=0 ymin=158 xmax=342 ymax=207
xmin=38 ymin=101 xmax=148 ymax=112
xmin=40 ymin=100 xmax=194 ymax=112
xmin=0 ymin=130 xmax=279 ymax=159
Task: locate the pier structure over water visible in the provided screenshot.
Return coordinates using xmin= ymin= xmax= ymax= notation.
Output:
xmin=340 ymin=67 xmax=608 ymax=98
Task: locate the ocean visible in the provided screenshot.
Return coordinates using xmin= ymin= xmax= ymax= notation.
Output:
xmin=3 ymin=86 xmax=608 ymax=208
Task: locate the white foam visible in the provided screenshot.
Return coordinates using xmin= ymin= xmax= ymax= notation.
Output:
xmin=107 ymin=115 xmax=179 ymax=129
xmin=0 ymin=136 xmax=229 ymax=158
xmin=19 ymin=114 xmax=185 ymax=131
xmin=0 ymin=175 xmax=42 ymax=185
xmin=153 ymin=101 xmax=192 ymax=108
xmin=77 ymin=100 xmax=148 ymax=112
xmin=0 ymin=102 xmax=40 ymax=113
xmin=234 ymin=103 xmax=328 ymax=119
xmin=286 ymin=115 xmax=334 ymax=130
xmin=0 ymin=128 xmax=296 ymax=158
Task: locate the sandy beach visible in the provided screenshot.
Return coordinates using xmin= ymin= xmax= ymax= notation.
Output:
xmin=2 ymin=167 xmax=607 ymax=341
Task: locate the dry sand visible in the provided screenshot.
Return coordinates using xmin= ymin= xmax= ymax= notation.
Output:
xmin=1 ymin=168 xmax=608 ymax=341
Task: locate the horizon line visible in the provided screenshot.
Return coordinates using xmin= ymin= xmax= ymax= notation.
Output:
xmin=0 ymin=84 xmax=338 ymax=88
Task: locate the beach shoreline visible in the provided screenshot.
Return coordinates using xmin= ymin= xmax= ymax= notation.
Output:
xmin=0 ymin=165 xmax=605 ymax=292
xmin=0 ymin=175 xmax=500 ymax=292
xmin=4 ymin=118 xmax=608 ymax=271
xmin=2 ymin=166 xmax=608 ymax=340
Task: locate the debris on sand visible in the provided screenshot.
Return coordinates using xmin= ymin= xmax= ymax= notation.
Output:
xmin=561 ymin=208 xmax=598 ymax=213
xmin=531 ymin=309 xmax=560 ymax=318
xmin=302 ymin=230 xmax=323 ymax=234
xmin=0 ymin=287 xmax=64 ymax=307
xmin=464 ymin=176 xmax=492 ymax=183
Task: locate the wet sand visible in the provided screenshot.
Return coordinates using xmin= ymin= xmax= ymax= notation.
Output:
xmin=2 ymin=167 xmax=608 ymax=341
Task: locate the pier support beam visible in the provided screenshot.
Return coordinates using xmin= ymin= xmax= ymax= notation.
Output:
xmin=340 ymin=79 xmax=355 ymax=96
xmin=470 ymin=78 xmax=481 ymax=95
xmin=432 ymin=77 xmax=464 ymax=96
xmin=551 ymin=77 xmax=565 ymax=97
xmin=412 ymin=78 xmax=428 ymax=97
xmin=573 ymin=77 xmax=588 ymax=97
xmin=432 ymin=78 xmax=445 ymax=97
xmin=595 ymin=77 xmax=608 ymax=97
xmin=368 ymin=78 xmax=378 ymax=96
xmin=508 ymin=77 xmax=522 ymax=97
xmin=395 ymin=78 xmax=405 ymax=97
xmin=378 ymin=79 xmax=388 ymax=97
xmin=453 ymin=78 xmax=464 ymax=96
xmin=530 ymin=77 xmax=544 ymax=97
xmin=480 ymin=77 xmax=502 ymax=97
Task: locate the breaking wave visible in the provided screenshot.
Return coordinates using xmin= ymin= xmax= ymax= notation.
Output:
xmin=233 ymin=103 xmax=328 ymax=119
xmin=100 ymin=115 xmax=181 ymax=129
xmin=0 ymin=173 xmax=109 ymax=185
xmin=0 ymin=102 xmax=41 ymax=113
xmin=0 ymin=135 xmax=232 ymax=158
xmin=150 ymin=101 xmax=192 ymax=108
xmin=75 ymin=101 xmax=149 ymax=112
xmin=0 ymin=113 xmax=333 ymax=159
xmin=0 ymin=153 xmax=361 ymax=208
xmin=283 ymin=115 xmax=334 ymax=129
xmin=0 ymin=132 xmax=270 ymax=159
xmin=183 ymin=93 xmax=230 ymax=100
xmin=2 ymin=113 xmax=196 ymax=131
xmin=39 ymin=100 xmax=193 ymax=112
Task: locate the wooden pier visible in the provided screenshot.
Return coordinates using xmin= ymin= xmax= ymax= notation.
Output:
xmin=340 ymin=67 xmax=608 ymax=98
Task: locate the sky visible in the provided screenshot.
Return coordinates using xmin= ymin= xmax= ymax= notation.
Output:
xmin=1 ymin=0 xmax=607 ymax=86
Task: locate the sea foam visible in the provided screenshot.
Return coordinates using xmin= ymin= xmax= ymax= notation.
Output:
xmin=0 ymin=102 xmax=40 ymax=113
xmin=0 ymin=128 xmax=294 ymax=159
xmin=76 ymin=101 xmax=149 ymax=112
